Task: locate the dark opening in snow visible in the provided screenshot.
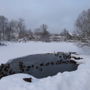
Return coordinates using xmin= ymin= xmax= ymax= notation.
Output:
xmin=0 ymin=52 xmax=81 ymax=79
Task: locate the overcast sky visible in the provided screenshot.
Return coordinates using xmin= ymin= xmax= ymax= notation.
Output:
xmin=0 ymin=0 xmax=90 ymax=33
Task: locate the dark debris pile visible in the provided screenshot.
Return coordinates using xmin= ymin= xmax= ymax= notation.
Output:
xmin=0 ymin=52 xmax=83 ymax=79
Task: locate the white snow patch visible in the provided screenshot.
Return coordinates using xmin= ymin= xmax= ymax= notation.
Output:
xmin=0 ymin=41 xmax=82 ymax=64
xmin=0 ymin=41 xmax=90 ymax=90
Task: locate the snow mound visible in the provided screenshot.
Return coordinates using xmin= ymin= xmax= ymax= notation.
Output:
xmin=0 ymin=41 xmax=89 ymax=90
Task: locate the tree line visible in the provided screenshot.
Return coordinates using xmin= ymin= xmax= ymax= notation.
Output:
xmin=75 ymin=9 xmax=90 ymax=41
xmin=0 ymin=16 xmax=72 ymax=42
xmin=0 ymin=9 xmax=90 ymax=42
xmin=0 ymin=16 xmax=34 ymax=41
xmin=0 ymin=16 xmax=51 ymax=41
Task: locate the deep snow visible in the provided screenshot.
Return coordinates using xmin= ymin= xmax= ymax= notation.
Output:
xmin=0 ymin=41 xmax=90 ymax=90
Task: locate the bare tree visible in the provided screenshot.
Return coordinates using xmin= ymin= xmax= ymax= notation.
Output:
xmin=0 ymin=16 xmax=8 ymax=40
xmin=5 ymin=20 xmax=16 ymax=41
xmin=40 ymin=24 xmax=50 ymax=41
xmin=17 ymin=19 xmax=26 ymax=39
xmin=6 ymin=20 xmax=21 ymax=41
xmin=75 ymin=9 xmax=90 ymax=39
xmin=34 ymin=24 xmax=50 ymax=41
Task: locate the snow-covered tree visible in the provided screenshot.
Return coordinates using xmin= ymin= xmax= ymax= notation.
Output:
xmin=75 ymin=9 xmax=90 ymax=39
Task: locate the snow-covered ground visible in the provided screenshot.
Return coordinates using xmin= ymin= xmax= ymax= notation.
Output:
xmin=0 ymin=41 xmax=90 ymax=90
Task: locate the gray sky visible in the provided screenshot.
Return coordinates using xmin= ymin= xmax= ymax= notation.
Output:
xmin=0 ymin=0 xmax=90 ymax=33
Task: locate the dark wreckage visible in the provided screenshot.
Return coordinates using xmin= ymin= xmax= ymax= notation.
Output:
xmin=0 ymin=52 xmax=83 ymax=80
